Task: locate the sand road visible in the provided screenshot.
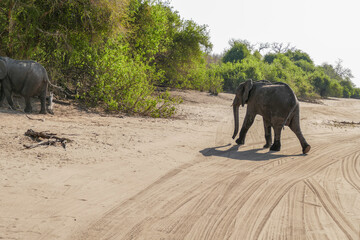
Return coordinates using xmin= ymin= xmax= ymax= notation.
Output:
xmin=0 ymin=91 xmax=359 ymax=239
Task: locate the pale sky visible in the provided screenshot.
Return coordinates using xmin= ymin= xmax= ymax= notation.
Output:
xmin=170 ymin=0 xmax=360 ymax=87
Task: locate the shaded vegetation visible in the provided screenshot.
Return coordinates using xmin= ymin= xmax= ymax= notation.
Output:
xmin=0 ymin=1 xmax=358 ymax=117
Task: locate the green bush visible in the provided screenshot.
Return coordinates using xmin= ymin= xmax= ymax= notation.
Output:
xmin=205 ymin=64 xmax=224 ymax=95
xmin=1 ymin=1 xmax=359 ymax=117
xmin=87 ymin=39 xmax=177 ymax=117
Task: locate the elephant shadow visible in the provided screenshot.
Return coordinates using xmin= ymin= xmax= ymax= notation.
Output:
xmin=200 ymin=144 xmax=303 ymax=161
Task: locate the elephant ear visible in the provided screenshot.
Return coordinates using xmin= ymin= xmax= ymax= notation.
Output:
xmin=0 ymin=59 xmax=6 ymax=79
xmin=242 ymin=79 xmax=253 ymax=107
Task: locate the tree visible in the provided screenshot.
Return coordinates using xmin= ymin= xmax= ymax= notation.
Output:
xmin=285 ymin=50 xmax=313 ymax=64
xmin=263 ymin=53 xmax=278 ymax=64
xmin=310 ymin=71 xmax=342 ymax=98
xmin=321 ymin=63 xmax=342 ymax=81
xmin=257 ymin=42 xmax=270 ymax=53
xmin=144 ymin=3 xmax=212 ymax=88
xmin=270 ymin=42 xmax=296 ymax=53
xmin=222 ymin=41 xmax=250 ymax=63
xmin=334 ymin=59 xmax=354 ymax=81
xmin=340 ymin=79 xmax=354 ymax=98
xmin=0 ymin=0 xmax=117 ymax=59
xmin=321 ymin=60 xmax=354 ymax=83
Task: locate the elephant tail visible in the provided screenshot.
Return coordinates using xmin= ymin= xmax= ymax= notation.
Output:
xmin=281 ymin=83 xmax=298 ymax=129
xmin=46 ymin=73 xmax=63 ymax=91
xmin=282 ymin=102 xmax=297 ymax=129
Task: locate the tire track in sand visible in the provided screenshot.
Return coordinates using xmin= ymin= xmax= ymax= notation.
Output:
xmin=227 ymin=138 xmax=360 ymax=240
xmin=73 ymin=133 xmax=360 ymax=240
xmin=305 ymin=178 xmax=358 ymax=240
xmin=341 ymin=151 xmax=360 ymax=192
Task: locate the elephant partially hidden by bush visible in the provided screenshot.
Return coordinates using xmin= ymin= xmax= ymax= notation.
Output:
xmin=0 ymin=56 xmax=57 ymax=114
xmin=232 ymin=79 xmax=311 ymax=154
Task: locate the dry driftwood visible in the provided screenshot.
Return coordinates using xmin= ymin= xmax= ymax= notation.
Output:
xmin=25 ymin=114 xmax=45 ymax=122
xmin=24 ymin=129 xmax=72 ymax=149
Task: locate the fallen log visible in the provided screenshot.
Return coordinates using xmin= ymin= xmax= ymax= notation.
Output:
xmin=24 ymin=129 xmax=72 ymax=149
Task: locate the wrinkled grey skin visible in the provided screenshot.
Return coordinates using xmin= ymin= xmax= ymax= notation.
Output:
xmin=232 ymin=79 xmax=311 ymax=154
xmin=0 ymin=56 xmax=53 ymax=114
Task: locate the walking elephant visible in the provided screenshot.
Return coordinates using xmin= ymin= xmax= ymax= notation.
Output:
xmin=0 ymin=56 xmax=55 ymax=114
xmin=232 ymin=79 xmax=311 ymax=154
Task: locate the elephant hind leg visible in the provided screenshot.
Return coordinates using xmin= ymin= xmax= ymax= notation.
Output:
xmin=39 ymin=96 xmax=46 ymax=114
xmin=38 ymin=88 xmax=47 ymax=114
xmin=289 ymin=116 xmax=311 ymax=154
xmin=263 ymin=118 xmax=272 ymax=148
xmin=270 ymin=125 xmax=282 ymax=151
xmin=24 ymin=96 xmax=33 ymax=113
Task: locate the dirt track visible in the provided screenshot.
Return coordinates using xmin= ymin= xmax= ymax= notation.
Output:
xmin=0 ymin=91 xmax=359 ymax=239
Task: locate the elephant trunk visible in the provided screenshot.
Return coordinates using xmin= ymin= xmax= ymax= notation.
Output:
xmin=232 ymin=96 xmax=240 ymax=139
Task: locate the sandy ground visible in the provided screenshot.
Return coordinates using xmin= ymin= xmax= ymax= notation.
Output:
xmin=0 ymin=91 xmax=359 ymax=240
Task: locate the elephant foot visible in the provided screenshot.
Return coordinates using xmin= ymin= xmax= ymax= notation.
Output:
xmin=235 ymin=138 xmax=244 ymax=145
xmin=47 ymin=109 xmax=54 ymax=115
xmin=39 ymin=109 xmax=47 ymax=114
xmin=270 ymin=141 xmax=281 ymax=151
xmin=302 ymin=144 xmax=311 ymax=154
xmin=263 ymin=142 xmax=271 ymax=148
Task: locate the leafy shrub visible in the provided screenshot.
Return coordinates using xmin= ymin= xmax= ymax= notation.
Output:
xmin=205 ymin=64 xmax=224 ymax=95
xmin=87 ymin=38 xmax=177 ymax=117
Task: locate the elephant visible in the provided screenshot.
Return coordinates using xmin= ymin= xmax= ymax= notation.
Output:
xmin=232 ymin=79 xmax=311 ymax=154
xmin=0 ymin=56 xmax=56 ymax=114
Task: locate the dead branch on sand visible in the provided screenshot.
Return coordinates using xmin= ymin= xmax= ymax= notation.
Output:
xmin=24 ymin=129 xmax=72 ymax=149
xmin=25 ymin=114 xmax=45 ymax=122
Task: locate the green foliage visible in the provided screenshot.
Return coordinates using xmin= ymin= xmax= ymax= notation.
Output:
xmin=1 ymin=2 xmax=359 ymax=117
xmin=352 ymin=88 xmax=360 ymax=99
xmin=263 ymin=53 xmax=278 ymax=64
xmin=285 ymin=50 xmax=313 ymax=64
xmin=218 ymin=41 xmax=358 ymax=99
xmin=222 ymin=41 xmax=250 ymax=63
xmin=127 ymin=0 xmax=171 ymax=61
xmin=0 ymin=0 xmax=215 ymax=117
xmin=294 ymin=60 xmax=315 ymax=72
xmin=0 ymin=0 xmax=116 ymax=58
xmin=253 ymin=50 xmax=262 ymax=60
xmin=217 ymin=56 xmax=265 ymax=92
xmin=262 ymin=54 xmax=315 ymax=98
xmin=156 ymin=19 xmax=212 ymax=88
xmin=340 ymin=80 xmax=354 ymax=98
xmin=126 ymin=0 xmax=213 ymax=92
xmin=309 ymin=70 xmax=342 ymax=97
xmin=205 ymin=64 xmax=224 ymax=95
xmin=321 ymin=63 xmax=342 ymax=81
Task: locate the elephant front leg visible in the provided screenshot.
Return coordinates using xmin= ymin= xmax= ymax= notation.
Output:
xmin=4 ymin=89 xmax=16 ymax=110
xmin=270 ymin=126 xmax=282 ymax=151
xmin=236 ymin=114 xmax=255 ymax=145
